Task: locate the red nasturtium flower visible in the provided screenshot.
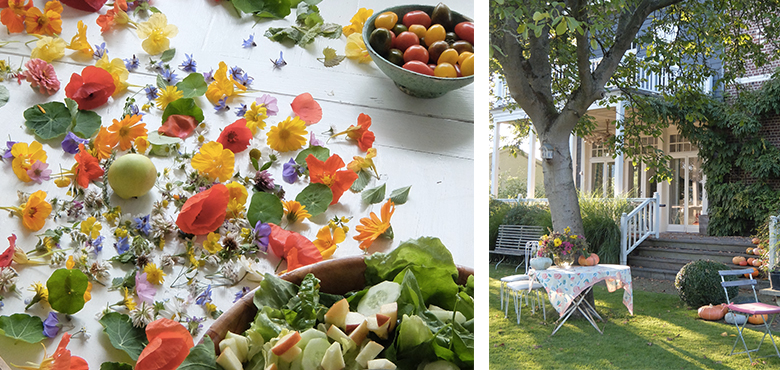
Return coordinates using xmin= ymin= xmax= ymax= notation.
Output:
xmin=268 ymin=223 xmax=322 ymax=272
xmin=135 ymin=318 xmax=194 ymax=370
xmin=176 ymin=184 xmax=229 ymax=235
xmin=0 ymin=235 xmax=13 ymax=268
xmin=290 ymin=92 xmax=322 ymax=125
xmin=158 ymin=114 xmax=198 ymax=139
xmin=64 ymin=65 xmax=115 ymax=110
xmin=333 ymin=113 xmax=375 ymax=151
xmin=74 ymin=143 xmax=104 ymax=188
xmin=217 ymin=118 xmax=252 ymax=153
xmin=306 ymin=153 xmax=358 ymax=205
xmin=0 ymin=0 xmax=33 ymax=34
xmin=95 ymin=0 xmax=126 ymax=32
xmin=15 ymin=332 xmax=88 ymax=370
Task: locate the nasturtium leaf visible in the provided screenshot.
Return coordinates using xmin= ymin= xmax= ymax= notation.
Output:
xmin=350 ymin=169 xmax=371 ymax=193
xmin=318 ymin=47 xmax=345 ymax=67
xmin=161 ymin=98 xmax=204 ymax=124
xmin=295 ymin=146 xmax=329 ymax=167
xmin=147 ymin=132 xmax=183 ymax=156
xmin=65 ymin=97 xmax=79 ymax=117
xmin=175 ymin=73 xmax=207 ymax=99
xmin=100 ymin=362 xmax=134 ymax=370
xmin=0 ymin=85 xmax=9 ymax=108
xmin=99 ymin=312 xmax=148 ymax=361
xmin=232 ymin=0 xmax=292 ymax=18
xmin=389 ymin=185 xmax=412 ymax=205
xmin=362 ymin=183 xmax=386 ymax=204
xmin=0 ymin=313 xmax=46 ymax=343
xmin=160 ymin=48 xmax=176 ymax=62
xmin=47 ymin=268 xmax=89 ymax=315
xmin=247 ymin=191 xmax=284 ymax=227
xmin=71 ymin=109 xmax=102 ymax=138
xmin=295 ymin=183 xmax=332 ymax=217
xmin=23 ymin=101 xmax=72 ymax=140
xmin=177 ymin=336 xmax=219 ymax=369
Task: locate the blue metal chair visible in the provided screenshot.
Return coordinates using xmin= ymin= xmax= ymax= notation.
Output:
xmin=719 ymin=268 xmax=780 ymax=363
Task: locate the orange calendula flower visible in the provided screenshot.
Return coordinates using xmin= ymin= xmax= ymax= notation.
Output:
xmin=0 ymin=0 xmax=33 ymax=34
xmin=135 ymin=13 xmax=178 ymax=55
xmin=343 ymin=8 xmax=373 ymax=37
xmin=108 ymin=114 xmax=146 ymax=151
xmin=313 ymin=225 xmax=345 ymax=259
xmin=353 ymin=200 xmax=395 ymax=251
xmin=92 ymin=126 xmax=115 ymax=160
xmin=191 ymin=141 xmax=235 ymax=182
xmin=283 ymin=200 xmax=311 ymax=223
xmin=14 ymin=333 xmax=88 ymax=370
xmin=11 ymin=141 xmax=47 ymax=183
xmin=205 ymin=61 xmax=247 ymax=104
xmin=266 ymin=116 xmax=307 ymax=153
xmin=66 ymin=20 xmax=93 ymax=56
xmin=306 ymin=154 xmax=358 ymax=205
xmin=24 ymin=0 xmax=63 ymax=36
xmin=332 ymin=113 xmax=375 ymax=151
xmin=96 ymin=54 xmax=129 ymax=95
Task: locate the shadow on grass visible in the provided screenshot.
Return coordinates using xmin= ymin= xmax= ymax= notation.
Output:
xmin=489 ymin=265 xmax=780 ymax=370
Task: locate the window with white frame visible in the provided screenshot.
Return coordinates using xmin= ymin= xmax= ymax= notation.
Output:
xmin=669 ymin=134 xmax=693 ymax=153
xmin=591 ymin=142 xmax=611 ymax=157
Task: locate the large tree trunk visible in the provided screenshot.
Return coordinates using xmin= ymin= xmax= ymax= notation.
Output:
xmin=537 ymin=127 xmax=584 ymax=235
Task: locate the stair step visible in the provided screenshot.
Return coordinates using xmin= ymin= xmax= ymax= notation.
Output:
xmin=628 ymin=255 xmax=755 ymax=272
xmin=642 ymin=238 xmax=754 ymax=254
xmin=632 ymin=247 xmax=747 ymax=266
xmin=630 ymin=266 xmax=680 ymax=281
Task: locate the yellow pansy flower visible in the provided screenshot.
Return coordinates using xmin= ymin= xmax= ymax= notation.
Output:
xmin=95 ymin=54 xmax=129 ymax=95
xmin=202 ymin=232 xmax=222 ymax=254
xmin=80 ymin=216 xmax=102 ymax=240
xmin=244 ymin=102 xmax=268 ymax=135
xmin=190 ymin=141 xmax=235 ymax=182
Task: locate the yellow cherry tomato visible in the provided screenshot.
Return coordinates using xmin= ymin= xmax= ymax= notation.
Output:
xmin=374 ymin=12 xmax=399 ymax=30
xmin=458 ymin=51 xmax=474 ymax=66
xmin=409 ymin=24 xmax=427 ymax=39
xmin=434 ymin=62 xmax=457 ymax=78
xmin=425 ymin=24 xmax=447 ymax=46
xmin=437 ymin=48 xmax=459 ymax=66
xmin=460 ymin=54 xmax=474 ymax=76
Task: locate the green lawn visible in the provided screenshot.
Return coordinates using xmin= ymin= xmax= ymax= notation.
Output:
xmin=489 ymin=264 xmax=780 ymax=369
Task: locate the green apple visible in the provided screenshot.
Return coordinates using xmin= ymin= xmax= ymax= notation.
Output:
xmin=108 ymin=154 xmax=157 ymax=199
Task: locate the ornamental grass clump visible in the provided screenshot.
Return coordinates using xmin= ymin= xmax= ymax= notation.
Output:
xmin=675 ymin=259 xmax=737 ymax=308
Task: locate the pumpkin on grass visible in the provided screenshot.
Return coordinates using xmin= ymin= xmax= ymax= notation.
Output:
xmin=748 ymin=314 xmax=769 ymax=325
xmin=698 ymin=303 xmax=728 ymax=321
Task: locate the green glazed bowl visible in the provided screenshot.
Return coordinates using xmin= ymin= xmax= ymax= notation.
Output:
xmin=362 ymin=4 xmax=474 ymax=98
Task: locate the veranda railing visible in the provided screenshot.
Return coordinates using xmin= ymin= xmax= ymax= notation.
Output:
xmin=769 ymin=215 xmax=780 ymax=269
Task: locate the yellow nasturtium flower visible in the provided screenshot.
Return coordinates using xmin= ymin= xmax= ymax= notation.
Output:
xmin=345 ymin=33 xmax=371 ymax=64
xmin=205 ymin=61 xmax=246 ymax=104
xmin=343 ymin=8 xmax=373 ymax=37
xmin=190 ymin=141 xmax=235 ymax=182
xmin=135 ymin=13 xmax=178 ymax=55
xmin=30 ymin=35 xmax=66 ymax=63
xmin=95 ymin=54 xmax=129 ymax=95
xmin=314 ymin=225 xmax=345 ymax=259
xmin=67 ymin=20 xmax=93 ymax=56
xmin=11 ymin=141 xmax=47 ymax=183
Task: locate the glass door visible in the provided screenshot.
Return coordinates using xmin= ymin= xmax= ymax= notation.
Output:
xmin=667 ymin=157 xmax=703 ymax=232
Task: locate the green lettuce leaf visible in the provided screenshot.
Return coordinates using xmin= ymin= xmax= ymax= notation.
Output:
xmin=177 ymin=336 xmax=219 ymax=369
xmin=283 ymin=273 xmax=322 ymax=331
xmin=364 ymin=237 xmax=458 ymax=286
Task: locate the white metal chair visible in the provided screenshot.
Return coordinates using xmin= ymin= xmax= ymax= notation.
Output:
xmin=506 ymin=272 xmax=547 ymax=324
xmin=719 ymin=268 xmax=780 ymax=363
xmin=499 ymin=241 xmax=539 ymax=315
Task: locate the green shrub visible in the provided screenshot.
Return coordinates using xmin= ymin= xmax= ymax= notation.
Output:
xmin=675 ymin=260 xmax=737 ymax=308
xmin=579 ymin=192 xmax=634 ymax=264
xmin=489 ymin=198 xmax=512 ymax=251
xmin=502 ymin=202 xmax=552 ymax=229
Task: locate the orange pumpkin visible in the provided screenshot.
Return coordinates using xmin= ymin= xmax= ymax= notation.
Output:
xmin=733 ymin=256 xmax=746 ymax=265
xmin=744 ymin=267 xmax=759 ymax=278
xmin=578 ymin=253 xmax=599 ymax=266
xmin=747 ymin=247 xmax=754 ymax=255
xmin=752 ymin=237 xmax=761 ymax=245
xmin=747 ymin=258 xmax=756 ymax=265
xmin=698 ymin=304 xmax=728 ymax=321
xmin=754 ymin=248 xmax=764 ymax=256
xmin=748 ymin=314 xmax=769 ymax=324
xmin=752 ymin=259 xmax=763 ymax=267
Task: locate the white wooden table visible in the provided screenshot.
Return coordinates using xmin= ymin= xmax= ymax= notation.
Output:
xmin=0 ymin=0 xmax=473 ymax=366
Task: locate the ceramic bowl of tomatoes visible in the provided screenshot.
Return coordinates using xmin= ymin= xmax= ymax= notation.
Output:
xmin=362 ymin=3 xmax=474 ymax=98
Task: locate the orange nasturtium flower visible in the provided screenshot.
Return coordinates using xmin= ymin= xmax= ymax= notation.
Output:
xmin=353 ymin=200 xmax=395 ymax=251
xmin=0 ymin=190 xmax=52 ymax=231
xmin=306 ymin=153 xmax=358 ymax=205
xmin=313 ymin=225 xmax=345 ymax=259
xmin=332 ymin=113 xmax=376 ymax=151
xmin=73 ymin=144 xmax=105 ymax=188
xmin=348 ymin=147 xmax=378 ymax=178
xmin=24 ymin=0 xmax=63 ymax=36
xmin=266 ymin=116 xmax=308 ymax=153
xmin=0 ymin=0 xmax=33 ymax=34
xmin=135 ymin=13 xmax=178 ymax=55
xmin=107 ymin=114 xmax=147 ymax=151
xmin=11 ymin=141 xmax=47 ymax=183
xmin=14 ymin=333 xmax=88 ymax=370
xmin=190 ymin=141 xmax=235 ymax=182
xmin=205 ymin=61 xmax=246 ymax=104
xmin=96 ymin=0 xmax=129 ymax=33
xmin=66 ymin=20 xmax=93 ymax=56
xmin=342 ymin=7 xmax=373 ymax=37
xmin=135 ymin=318 xmax=194 ymax=370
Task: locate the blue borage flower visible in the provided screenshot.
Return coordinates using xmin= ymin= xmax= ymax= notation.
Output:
xmin=160 ymin=67 xmax=179 ymax=85
xmin=233 ymin=286 xmax=252 ymax=302
xmin=179 ymin=54 xmax=197 ymax=73
xmin=235 ymin=103 xmax=248 ymax=117
xmin=195 ymin=284 xmax=212 ymax=306
xmin=214 ymin=97 xmax=229 ymax=112
xmin=202 ymin=69 xmax=215 ymax=83
xmin=93 ymin=42 xmax=107 ymax=59
xmin=115 ymin=236 xmax=130 ymax=254
xmin=143 ymin=85 xmax=159 ymax=102
xmin=242 ymin=34 xmax=256 ymax=48
xmin=124 ymin=54 xmax=140 ymax=70
xmin=134 ymin=215 xmax=151 ymax=236
xmin=271 ymin=51 xmax=286 ymax=69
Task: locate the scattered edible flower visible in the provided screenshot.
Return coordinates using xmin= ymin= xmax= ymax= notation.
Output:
xmin=107 ymin=114 xmax=146 ymax=151
xmin=253 ymin=222 xmax=271 ymax=252
xmin=135 ymin=318 xmax=193 ymax=370
xmin=30 ymin=35 xmax=66 ymax=62
xmin=26 ymin=160 xmax=51 ymax=184
xmin=135 ymin=271 xmax=155 ymax=303
xmin=282 ymin=158 xmax=300 ymax=184
xmin=24 ymin=0 xmax=63 ymax=36
xmin=135 ymin=12 xmax=178 ymax=55
xmin=61 ymin=131 xmax=89 ymax=154
xmin=345 ymin=33 xmax=371 ymax=63
xmin=202 ymin=232 xmax=222 ymax=254
xmin=11 ymin=141 xmax=47 ymax=183
xmin=205 ymin=61 xmax=246 ymax=104
xmin=66 ymin=20 xmax=93 ymax=56
xmin=283 ymin=200 xmax=311 ymax=223
xmin=348 ymin=147 xmax=379 ymax=178
xmin=313 ymin=225 xmax=345 ymax=259
xmin=64 ymin=65 xmax=115 ymax=110
xmin=0 ymin=0 xmax=33 ymax=34
xmin=73 ymin=143 xmax=104 ymax=188
xmin=256 ymin=93 xmax=278 ymax=116
xmin=124 ymin=54 xmax=140 ymax=70
xmin=23 ymin=58 xmax=59 ymax=95
xmin=242 ymin=34 xmax=256 ymax=48
xmin=13 ymin=333 xmax=88 ymax=370
xmin=179 ymin=53 xmax=196 ymax=72
xmin=217 ymin=119 xmax=252 ymax=153
xmin=80 ymin=216 xmax=101 ymax=239
xmin=155 ymin=85 xmax=183 ymax=109
xmin=267 ymin=224 xmax=322 ymax=272
xmin=190 ymin=141 xmax=235 ymax=182
xmin=343 ymin=8 xmax=372 ymax=37
xmin=306 ymin=153 xmax=358 ymax=205
xmin=176 ymin=183 xmax=229 ymax=235
xmin=266 ymin=116 xmax=307 ymax=152
xmin=95 ymin=53 xmax=129 ymax=95
xmin=25 ymin=281 xmax=48 ymax=309
xmin=290 ymin=92 xmax=322 ymax=125
xmin=93 ymin=41 xmax=107 ymax=59
xmin=243 ymin=101 xmax=268 ymax=135
xmin=332 ymin=113 xmax=375 ymax=151
xmin=42 ymin=312 xmax=59 ymax=338
xmin=354 ymin=200 xmax=395 ymax=251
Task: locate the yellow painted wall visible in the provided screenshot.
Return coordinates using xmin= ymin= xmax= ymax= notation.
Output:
xmin=489 ymin=148 xmax=545 ymax=190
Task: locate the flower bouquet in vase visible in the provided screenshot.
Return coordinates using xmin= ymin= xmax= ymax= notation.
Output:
xmin=537 ymin=227 xmax=588 ymax=269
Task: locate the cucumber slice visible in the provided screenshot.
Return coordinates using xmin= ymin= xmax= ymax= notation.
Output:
xmin=301 ymin=338 xmax=330 ymax=370
xmin=357 ymin=281 xmax=401 ymax=317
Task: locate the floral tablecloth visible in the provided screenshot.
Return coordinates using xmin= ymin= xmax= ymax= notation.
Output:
xmin=533 ymin=264 xmax=633 ymax=317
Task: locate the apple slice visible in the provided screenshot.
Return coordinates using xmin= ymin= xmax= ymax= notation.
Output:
xmin=272 ymin=331 xmax=302 ymax=356
xmin=367 ymin=358 xmax=397 ymax=369
xmin=278 ymin=345 xmax=302 ymax=363
xmin=327 ymin=324 xmax=355 ymax=352
xmin=224 ymin=331 xmax=249 ymax=362
xmin=216 ymin=346 xmax=243 ymax=370
xmin=349 ymin=319 xmax=369 ymax=345
xmin=324 ymin=298 xmax=350 ymax=329
xmin=320 ymin=342 xmax=345 ymax=370
xmin=355 ymin=341 xmax=384 ymax=367
xmin=367 ymin=314 xmax=391 ymax=339
xmin=345 ymin=312 xmax=366 ymax=334
xmin=379 ymin=302 xmax=398 ymax=332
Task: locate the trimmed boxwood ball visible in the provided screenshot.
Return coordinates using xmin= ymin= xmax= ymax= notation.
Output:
xmin=675 ymin=260 xmax=738 ymax=308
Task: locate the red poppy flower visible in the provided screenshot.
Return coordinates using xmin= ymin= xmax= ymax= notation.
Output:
xmin=176 ymin=184 xmax=229 ymax=235
xmin=290 ymin=92 xmax=322 ymax=125
xmin=64 ymin=66 xmax=115 ymax=110
xmin=60 ymin=0 xmax=109 ymax=12
xmin=268 ymin=223 xmax=322 ymax=272
xmin=73 ymin=144 xmax=104 ymax=188
xmin=158 ymin=114 xmax=198 ymax=139
xmin=306 ymin=154 xmax=358 ymax=205
xmin=135 ymin=318 xmax=194 ymax=370
xmin=216 ymin=118 xmax=252 ymax=153
xmin=0 ymin=234 xmax=14 ymax=268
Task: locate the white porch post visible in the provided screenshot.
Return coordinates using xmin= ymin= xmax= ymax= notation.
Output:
xmin=614 ymin=102 xmax=625 ymax=196
xmin=570 ymin=134 xmax=576 ymax=187
xmin=527 ymin=129 xmax=537 ymax=199
xmin=491 ymin=122 xmax=500 ymax=197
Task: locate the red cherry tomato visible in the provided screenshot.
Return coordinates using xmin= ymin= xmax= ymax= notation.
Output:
xmin=403 ymin=44 xmax=429 ymax=64
xmin=454 ymin=22 xmax=474 ymax=45
xmin=403 ymin=10 xmax=432 ymax=29
xmin=403 ymin=60 xmax=435 ymax=76
xmin=394 ymin=31 xmax=420 ymax=52
xmin=388 ymin=30 xmax=397 ymax=48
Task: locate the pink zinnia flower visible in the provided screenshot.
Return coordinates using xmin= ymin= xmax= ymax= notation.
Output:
xmin=26 ymin=160 xmax=51 ymax=184
xmin=23 ymin=58 xmax=60 ymax=95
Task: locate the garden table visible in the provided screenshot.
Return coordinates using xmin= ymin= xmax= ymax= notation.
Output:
xmin=532 ymin=264 xmax=633 ymax=336
xmin=0 ymin=0 xmax=474 ymax=367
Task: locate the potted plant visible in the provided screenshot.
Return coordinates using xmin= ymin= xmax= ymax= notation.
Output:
xmin=770 ymin=265 xmax=780 ymax=290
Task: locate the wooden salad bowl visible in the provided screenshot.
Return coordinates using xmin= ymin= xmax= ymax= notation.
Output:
xmin=204 ymin=256 xmax=474 ymax=352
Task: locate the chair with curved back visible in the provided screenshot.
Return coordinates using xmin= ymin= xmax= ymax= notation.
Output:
xmin=499 ymin=241 xmax=538 ymax=316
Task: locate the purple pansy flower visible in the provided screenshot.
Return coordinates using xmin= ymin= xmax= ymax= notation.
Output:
xmin=42 ymin=312 xmax=60 ymax=338
xmin=254 ymin=222 xmax=271 ymax=252
xmin=282 ymin=158 xmax=299 ymax=184
xmin=3 ymin=140 xmax=18 ymax=160
xmin=61 ymin=131 xmax=90 ymax=154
